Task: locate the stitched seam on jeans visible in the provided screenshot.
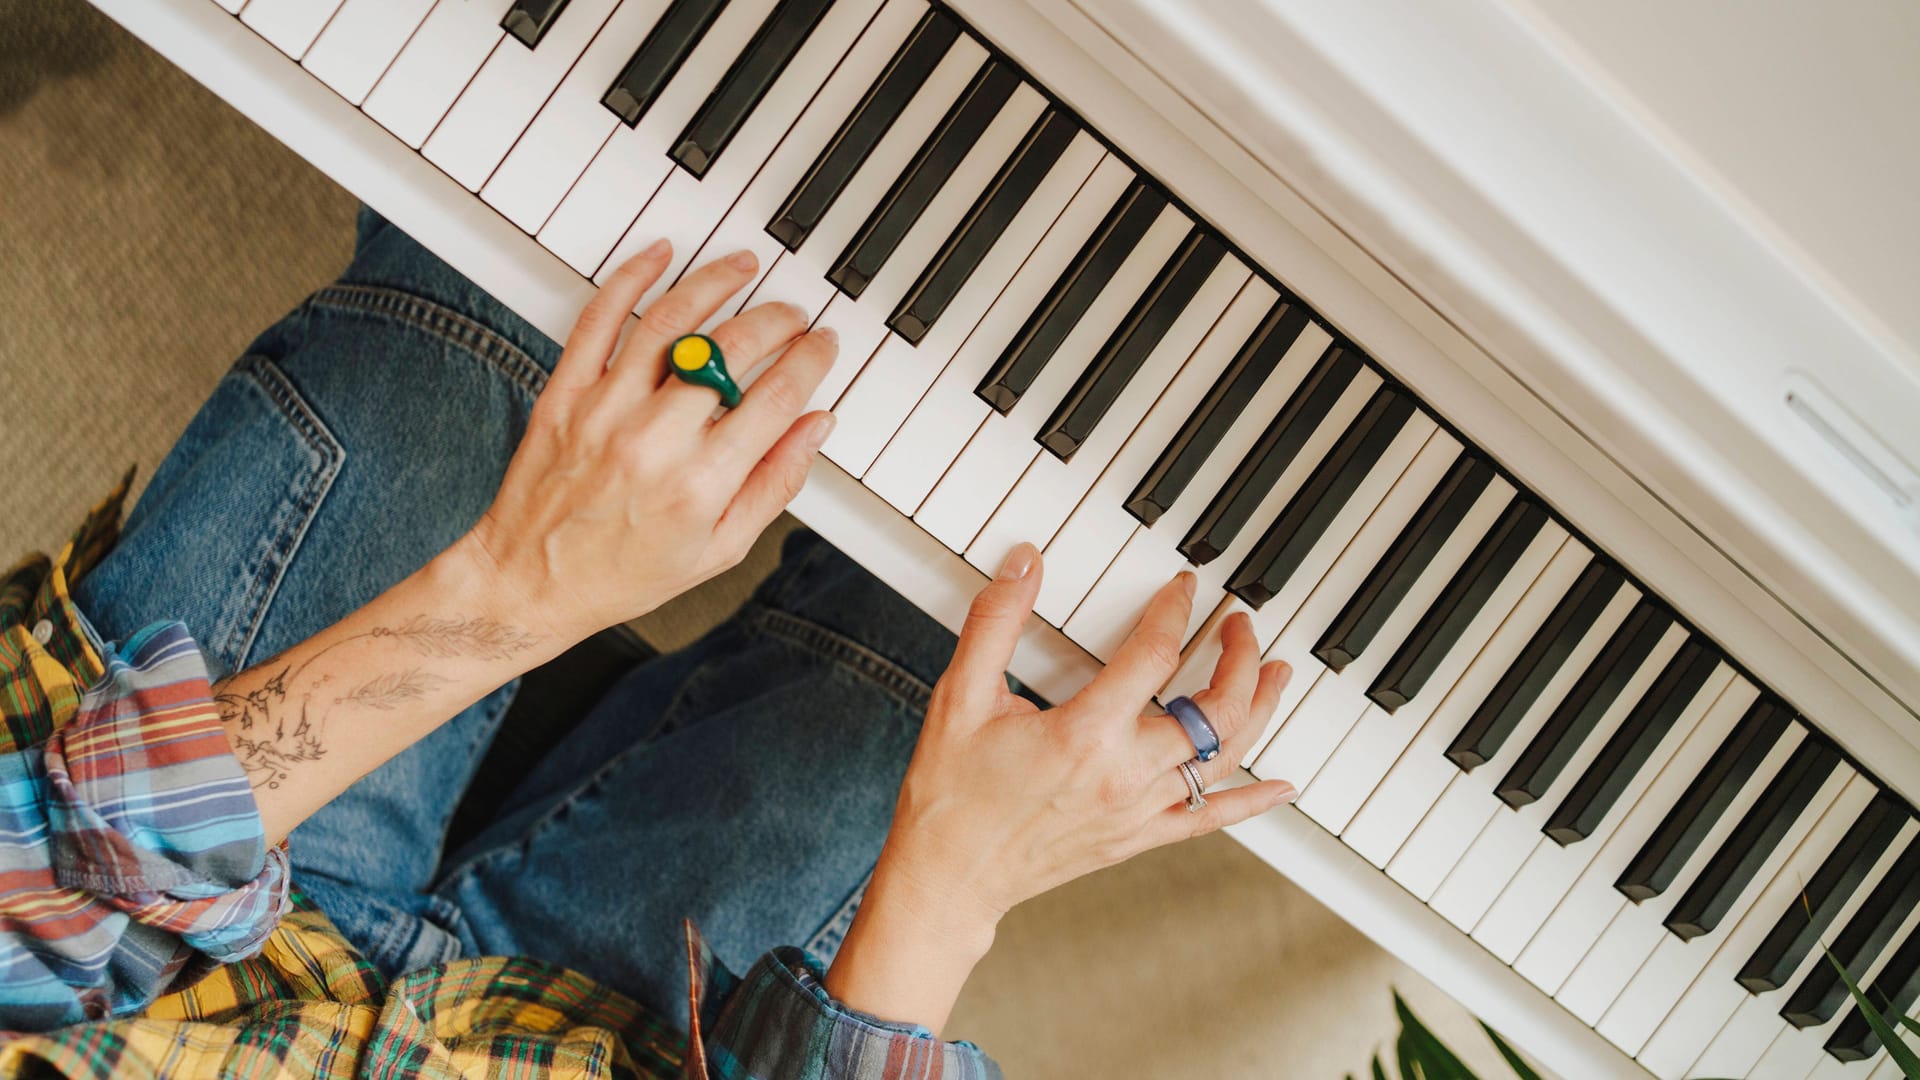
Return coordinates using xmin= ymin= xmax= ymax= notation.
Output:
xmin=745 ymin=606 xmax=932 ymax=711
xmin=226 ymin=356 xmax=346 ymax=670
xmin=433 ymin=657 xmax=728 ymax=888
xmin=310 ymin=284 xmax=548 ymax=400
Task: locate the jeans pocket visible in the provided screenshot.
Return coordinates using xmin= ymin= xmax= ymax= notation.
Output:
xmin=78 ymin=353 xmax=344 ymax=679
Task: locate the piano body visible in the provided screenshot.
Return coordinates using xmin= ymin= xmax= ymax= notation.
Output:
xmin=83 ymin=0 xmax=1920 ymax=1075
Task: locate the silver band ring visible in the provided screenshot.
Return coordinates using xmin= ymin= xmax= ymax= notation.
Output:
xmin=1179 ymin=759 xmax=1208 ymax=813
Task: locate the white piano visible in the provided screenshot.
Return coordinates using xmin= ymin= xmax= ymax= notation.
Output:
xmin=87 ymin=0 xmax=1920 ymax=1075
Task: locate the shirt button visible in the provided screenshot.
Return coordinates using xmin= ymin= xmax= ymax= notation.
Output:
xmin=31 ymin=619 xmax=54 ymax=645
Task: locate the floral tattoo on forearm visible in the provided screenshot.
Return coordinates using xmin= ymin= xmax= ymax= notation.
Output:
xmin=213 ymin=615 xmax=540 ymax=790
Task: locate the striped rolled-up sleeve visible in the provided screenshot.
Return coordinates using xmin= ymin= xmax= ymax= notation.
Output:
xmin=1 ymin=621 xmax=286 ymax=1029
xmin=687 ymin=923 xmax=1003 ymax=1080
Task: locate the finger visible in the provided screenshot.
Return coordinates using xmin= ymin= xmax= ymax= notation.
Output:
xmin=1199 ymin=659 xmax=1290 ymax=787
xmin=1074 ymin=572 xmax=1196 ymax=719
xmin=606 ymin=250 xmax=761 ymax=403
xmin=710 ymin=326 xmax=839 ymax=461
xmin=1139 ymin=778 xmax=1297 ymax=852
xmin=655 ymin=300 xmax=812 ymax=424
xmin=548 ymin=240 xmax=672 ymax=399
xmin=942 ymin=544 xmax=1043 ymax=710
xmin=711 ymin=411 xmax=836 ymax=557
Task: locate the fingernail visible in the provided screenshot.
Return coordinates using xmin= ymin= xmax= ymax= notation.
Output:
xmin=728 ymin=249 xmax=758 ymax=271
xmin=997 ymin=543 xmax=1036 ymax=581
xmin=1271 ymin=782 xmax=1298 ymax=806
xmin=640 ymin=237 xmax=670 ymax=259
xmin=1178 ymin=570 xmax=1197 ymax=598
xmin=815 ymin=325 xmax=839 ymax=345
xmin=805 ymin=413 xmax=836 ymax=451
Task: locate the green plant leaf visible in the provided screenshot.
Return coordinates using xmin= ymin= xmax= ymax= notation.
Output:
xmin=1372 ymin=1054 xmax=1390 ymax=1080
xmin=1393 ymin=991 xmax=1480 ymax=1080
xmin=1479 ymin=1022 xmax=1543 ymax=1080
xmin=1823 ymin=945 xmax=1920 ymax=1077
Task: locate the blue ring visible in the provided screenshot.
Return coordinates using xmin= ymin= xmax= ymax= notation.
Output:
xmin=1162 ymin=695 xmax=1220 ymax=762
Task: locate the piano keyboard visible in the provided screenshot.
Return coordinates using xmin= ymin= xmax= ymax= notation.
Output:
xmin=138 ymin=0 xmax=1920 ymax=1076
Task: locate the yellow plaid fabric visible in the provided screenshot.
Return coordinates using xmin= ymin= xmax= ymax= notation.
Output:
xmin=0 ymin=898 xmax=687 ymax=1079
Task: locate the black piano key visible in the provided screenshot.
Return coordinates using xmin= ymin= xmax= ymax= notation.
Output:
xmin=1037 ymin=229 xmax=1230 ymax=459
xmin=1445 ymin=559 xmax=1623 ymax=771
xmin=1738 ymin=792 xmax=1907 ymax=993
xmin=1307 ymin=451 xmax=1494 ymax=670
xmin=502 ymin=0 xmax=573 ymax=48
xmin=1784 ymin=838 xmax=1920 ymax=1027
xmin=671 ymin=0 xmax=837 ymax=177
xmin=767 ymin=9 xmax=960 ymax=250
xmin=828 ymin=59 xmax=1020 ymax=299
xmin=1220 ymin=385 xmax=1415 ymax=607
xmin=888 ymin=109 xmax=1078 ymax=343
xmin=1540 ymin=637 xmax=1721 ymax=845
xmin=603 ymin=0 xmax=729 ymax=127
xmin=1369 ymin=499 xmax=1552 ymax=714
xmin=1493 ymin=598 xmax=1672 ymax=808
xmin=1664 ymin=736 xmax=1843 ymax=941
xmin=973 ymin=179 xmax=1163 ymax=413
xmin=1824 ymin=926 xmax=1920 ymax=1061
xmin=1124 ymin=298 xmax=1313 ymax=526
xmin=1616 ymin=697 xmax=1795 ymax=902
xmin=1186 ymin=343 xmax=1365 ymax=573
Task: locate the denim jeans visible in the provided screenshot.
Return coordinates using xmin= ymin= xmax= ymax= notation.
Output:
xmin=72 ymin=208 xmax=959 ymax=1028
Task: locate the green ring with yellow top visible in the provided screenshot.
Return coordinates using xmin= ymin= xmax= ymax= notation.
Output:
xmin=668 ymin=333 xmax=742 ymax=408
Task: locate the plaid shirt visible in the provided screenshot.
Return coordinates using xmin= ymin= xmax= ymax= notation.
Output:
xmin=0 ymin=479 xmax=1002 ymax=1080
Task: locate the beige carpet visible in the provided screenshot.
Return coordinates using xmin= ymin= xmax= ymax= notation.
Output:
xmin=0 ymin=3 xmax=1550 ymax=1076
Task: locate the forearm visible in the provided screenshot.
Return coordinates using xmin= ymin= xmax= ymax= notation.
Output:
xmin=213 ymin=534 xmax=564 ymax=845
xmin=822 ymin=845 xmax=998 ymax=1036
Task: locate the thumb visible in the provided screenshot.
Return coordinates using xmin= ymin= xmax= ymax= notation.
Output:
xmin=942 ymin=544 xmax=1043 ymax=710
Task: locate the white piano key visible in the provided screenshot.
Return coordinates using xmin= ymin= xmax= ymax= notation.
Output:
xmin=1511 ymin=676 xmax=1760 ymax=995
xmin=673 ymin=0 xmax=927 ymax=325
xmin=1275 ymin=476 xmax=1519 ymax=803
xmin=734 ymin=31 xmax=987 ymax=317
xmin=861 ymin=157 xmax=1139 ymax=512
xmin=595 ymin=0 xmax=896 ymax=318
xmin=1385 ymin=580 xmax=1644 ymax=902
xmin=1326 ymin=526 xmax=1575 ymax=852
xmin=1340 ymin=539 xmax=1595 ymax=868
xmin=303 ymin=0 xmax=438 ymax=106
xmin=363 ymin=0 xmax=518 ymax=149
xmin=1061 ymin=355 xmax=1382 ymax=662
xmin=1598 ymin=768 xmax=1866 ymax=1058
xmin=241 ymin=0 xmax=347 ymax=59
xmin=1686 ymin=821 xmax=1919 ymax=1080
xmin=801 ymin=84 xmax=1057 ymax=421
xmin=962 ymin=257 xmax=1252 ymax=576
xmin=1810 ymin=1051 xmax=1891 ymax=1080
xmin=480 ymin=0 xmax=680 ymax=232
xmin=538 ymin=0 xmax=790 ymax=276
xmin=1426 ymin=621 xmax=1691 ymax=933
xmin=910 ymin=203 xmax=1192 ymax=553
xmin=216 ymin=0 xmax=245 ymax=15
xmin=1869 ymin=1052 xmax=1906 ymax=1080
xmin=1031 ymin=314 xmax=1332 ymax=630
xmin=1243 ymin=431 xmax=1462 ymax=777
xmin=1474 ymin=661 xmax=1738 ymax=966
xmin=1555 ymin=722 xmax=1810 ymax=1025
xmin=423 ymin=0 xmax=621 ymax=192
xmin=1161 ymin=414 xmax=1441 ymax=705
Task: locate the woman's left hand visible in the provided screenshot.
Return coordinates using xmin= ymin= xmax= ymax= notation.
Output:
xmin=461 ymin=243 xmax=840 ymax=643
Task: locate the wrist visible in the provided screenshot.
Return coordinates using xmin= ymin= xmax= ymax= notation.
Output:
xmin=437 ymin=527 xmax=576 ymax=651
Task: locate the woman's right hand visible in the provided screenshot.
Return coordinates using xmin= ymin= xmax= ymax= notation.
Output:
xmin=824 ymin=543 xmax=1297 ymax=1033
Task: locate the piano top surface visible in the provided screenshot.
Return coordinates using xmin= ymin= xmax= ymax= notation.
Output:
xmin=1514 ymin=0 xmax=1920 ymax=361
